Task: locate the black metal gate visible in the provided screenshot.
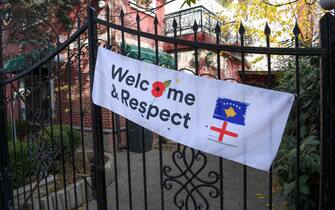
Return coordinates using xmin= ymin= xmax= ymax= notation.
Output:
xmin=1 ymin=5 xmax=334 ymax=210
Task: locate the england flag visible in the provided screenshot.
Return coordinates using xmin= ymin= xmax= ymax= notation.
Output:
xmin=208 ymin=98 xmax=248 ymax=147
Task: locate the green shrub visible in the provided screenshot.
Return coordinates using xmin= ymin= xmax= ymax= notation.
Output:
xmin=274 ymin=57 xmax=320 ymax=210
xmin=7 ymin=121 xmax=36 ymax=188
xmin=8 ymin=140 xmax=37 ymax=188
xmin=15 ymin=120 xmax=31 ymax=139
xmin=6 ymin=120 xmax=30 ymax=141
xmin=7 ymin=123 xmax=81 ymax=188
xmin=7 ymin=121 xmax=14 ymax=142
xmin=39 ymin=125 xmax=81 ymax=163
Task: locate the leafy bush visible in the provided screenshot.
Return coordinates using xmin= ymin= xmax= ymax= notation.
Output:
xmin=15 ymin=120 xmax=31 ymax=140
xmin=8 ymin=139 xmax=37 ymax=189
xmin=274 ymin=57 xmax=320 ymax=210
xmin=39 ymin=125 xmax=81 ymax=163
xmin=6 ymin=120 xmax=30 ymax=141
xmin=7 ymin=123 xmax=81 ymax=188
xmin=7 ymin=121 xmax=33 ymax=188
xmin=6 ymin=121 xmax=14 ymax=142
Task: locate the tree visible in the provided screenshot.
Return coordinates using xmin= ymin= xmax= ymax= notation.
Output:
xmin=221 ymin=0 xmax=321 ymax=46
xmin=1 ymin=0 xmax=80 ymax=48
xmin=184 ymin=0 xmax=323 ymax=47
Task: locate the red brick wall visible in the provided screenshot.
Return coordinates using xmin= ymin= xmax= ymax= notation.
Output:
xmin=54 ymin=48 xmax=130 ymax=131
xmin=50 ymin=0 xmax=165 ymax=131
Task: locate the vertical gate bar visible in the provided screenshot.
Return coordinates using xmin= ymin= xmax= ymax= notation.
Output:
xmin=320 ymin=13 xmax=335 ymax=210
xmin=200 ymin=9 xmax=203 ymax=32
xmin=38 ymin=60 xmax=50 ymax=210
xmin=14 ymin=81 xmax=22 ymax=210
xmin=18 ymin=84 xmax=29 ymax=206
xmin=264 ymin=23 xmax=273 ymax=210
xmin=118 ymin=9 xmax=125 ymax=210
xmin=67 ymin=42 xmax=79 ymax=209
xmin=242 ymin=98 xmax=247 ymax=208
xmin=18 ymin=79 xmax=26 ymax=209
xmin=0 ymin=156 xmax=1 ymax=209
xmin=193 ymin=21 xmax=199 ymax=75
xmin=56 ymin=38 xmax=68 ymax=210
xmin=43 ymin=88 xmax=51 ymax=210
xmin=0 ymin=11 xmax=4 ymax=208
xmin=10 ymin=87 xmax=18 ymax=208
xmin=17 ymin=82 xmax=27 ymax=207
xmin=88 ymin=5 xmax=108 ymax=210
xmin=76 ymin=14 xmax=89 ymax=210
xmin=293 ymin=22 xmax=301 ymax=210
xmin=38 ymin=52 xmax=51 ymax=210
xmin=37 ymin=55 xmax=43 ymax=210
xmin=30 ymin=72 xmax=37 ymax=209
xmin=112 ymin=114 xmax=119 ymax=209
xmin=115 ymin=113 xmax=122 ymax=154
xmin=193 ymin=19 xmax=201 ymax=210
xmin=179 ymin=13 xmax=182 ymax=36
xmin=106 ymin=5 xmax=111 ymax=48
xmin=109 ymin=68 xmax=121 ymax=210
xmin=31 ymin=70 xmax=43 ymax=210
xmin=238 ymin=22 xmax=247 ymax=210
xmin=47 ymin=40 xmax=59 ymax=210
xmin=0 ymin=16 xmax=3 ymax=208
xmin=0 ymin=12 xmax=15 ymax=209
xmin=120 ymin=9 xmax=125 ymax=60
xmin=18 ymin=77 xmax=28 ymax=209
xmin=111 ymin=108 xmax=120 ymax=210
xmin=10 ymin=86 xmax=20 ymax=209
xmin=239 ymin=23 xmax=246 ymax=81
xmin=154 ymin=15 xmax=165 ymax=210
xmin=0 ymin=82 xmax=14 ymax=210
xmin=173 ymin=18 xmax=181 ymax=153
xmin=14 ymin=86 xmax=20 ymax=210
xmin=112 ymin=29 xmax=121 ymax=209
xmin=215 ymin=22 xmax=224 ymax=210
xmin=124 ymin=118 xmax=133 ymax=210
xmin=110 ymin=114 xmax=119 ymax=207
xmin=38 ymin=54 xmax=43 ymax=185
xmin=137 ymin=12 xmax=149 ymax=210
xmin=26 ymin=73 xmax=34 ymax=210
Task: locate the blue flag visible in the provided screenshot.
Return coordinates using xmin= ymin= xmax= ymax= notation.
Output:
xmin=213 ymin=98 xmax=249 ymax=126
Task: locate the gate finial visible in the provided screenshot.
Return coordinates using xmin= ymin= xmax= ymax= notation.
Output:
xmin=192 ymin=20 xmax=198 ymax=32
xmin=264 ymin=22 xmax=271 ymax=36
xmin=173 ymin=18 xmax=178 ymax=30
xmin=238 ymin=22 xmax=245 ymax=36
xmin=215 ymin=21 xmax=221 ymax=35
xmin=293 ymin=22 xmax=300 ymax=37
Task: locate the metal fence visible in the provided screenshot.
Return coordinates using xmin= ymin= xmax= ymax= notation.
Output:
xmin=1 ymin=5 xmax=334 ymax=210
xmin=164 ymin=6 xmax=218 ymax=37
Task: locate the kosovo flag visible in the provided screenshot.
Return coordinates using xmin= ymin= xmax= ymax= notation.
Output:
xmin=213 ymin=98 xmax=249 ymax=126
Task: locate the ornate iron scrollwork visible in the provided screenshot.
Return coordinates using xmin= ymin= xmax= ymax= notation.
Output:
xmin=163 ymin=146 xmax=221 ymax=210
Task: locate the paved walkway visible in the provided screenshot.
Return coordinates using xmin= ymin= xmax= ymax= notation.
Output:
xmin=84 ymin=147 xmax=288 ymax=210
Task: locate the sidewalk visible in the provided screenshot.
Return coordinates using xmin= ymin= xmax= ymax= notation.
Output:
xmin=84 ymin=146 xmax=288 ymax=210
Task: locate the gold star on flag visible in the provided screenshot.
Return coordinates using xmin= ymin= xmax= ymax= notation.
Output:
xmin=225 ymin=106 xmax=237 ymax=118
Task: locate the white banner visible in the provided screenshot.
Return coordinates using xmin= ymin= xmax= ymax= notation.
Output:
xmin=93 ymin=47 xmax=294 ymax=171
